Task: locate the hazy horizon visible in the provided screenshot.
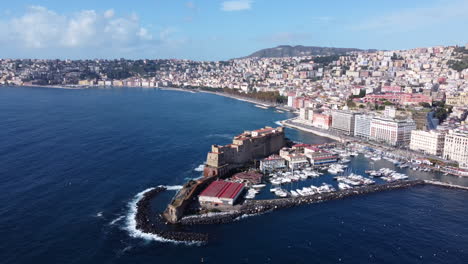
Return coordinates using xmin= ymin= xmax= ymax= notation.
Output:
xmin=0 ymin=0 xmax=467 ymax=60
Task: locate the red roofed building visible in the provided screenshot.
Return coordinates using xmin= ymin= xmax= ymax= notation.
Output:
xmin=382 ymin=86 xmax=402 ymax=93
xmin=199 ymin=181 xmax=245 ymax=206
xmin=362 ymin=93 xmax=431 ymax=105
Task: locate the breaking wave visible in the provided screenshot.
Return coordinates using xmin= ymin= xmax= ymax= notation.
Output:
xmin=194 ymin=164 xmax=205 ymax=172
xmin=124 ymin=187 xmax=200 ymax=245
xmin=234 ymin=212 xmax=262 ymax=221
xmin=158 ymin=185 xmax=183 ymax=191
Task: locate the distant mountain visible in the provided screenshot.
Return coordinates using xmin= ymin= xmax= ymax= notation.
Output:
xmin=240 ymin=45 xmax=377 ymax=59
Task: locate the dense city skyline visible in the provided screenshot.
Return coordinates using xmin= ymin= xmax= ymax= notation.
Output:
xmin=1 ymin=0 xmax=467 ymax=60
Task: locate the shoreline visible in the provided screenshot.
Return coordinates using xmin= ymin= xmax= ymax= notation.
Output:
xmin=3 ymin=84 xmax=285 ymax=109
xmin=2 ymin=84 xmax=89 ymax=90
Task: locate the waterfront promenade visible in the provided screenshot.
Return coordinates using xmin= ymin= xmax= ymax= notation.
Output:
xmin=282 ymin=118 xmax=453 ymax=166
xmin=281 ymin=118 xmax=350 ymax=142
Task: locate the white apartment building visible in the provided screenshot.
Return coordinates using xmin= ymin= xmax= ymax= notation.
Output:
xmin=331 ymin=110 xmax=361 ymax=135
xmin=299 ymin=107 xmax=313 ymax=122
xmin=443 ymin=129 xmax=468 ymax=169
xmin=384 ymin=106 xmax=396 ymax=118
xmin=409 ymin=130 xmax=445 ymax=156
xmin=370 ymin=117 xmax=416 ymax=146
xmin=354 ymin=114 xmax=373 ymax=139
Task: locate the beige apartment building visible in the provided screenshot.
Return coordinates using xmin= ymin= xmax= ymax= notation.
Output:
xmin=443 ymin=129 xmax=468 ymax=169
xmin=446 ymin=92 xmax=468 ymax=107
xmin=409 ymin=130 xmax=445 ymax=156
xmin=370 ymin=117 xmax=416 ymax=146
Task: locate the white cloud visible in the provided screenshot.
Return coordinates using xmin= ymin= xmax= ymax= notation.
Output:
xmin=0 ymin=6 xmax=181 ymax=58
xmin=104 ymin=9 xmax=115 ymax=19
xmin=221 ymin=0 xmax=252 ymax=11
xmin=62 ymin=10 xmax=98 ymax=47
xmin=9 ymin=6 xmax=66 ymax=48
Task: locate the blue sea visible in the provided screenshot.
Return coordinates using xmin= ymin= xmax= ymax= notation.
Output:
xmin=1 ymin=86 xmax=468 ymax=264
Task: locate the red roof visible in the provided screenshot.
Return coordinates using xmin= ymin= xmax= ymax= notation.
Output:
xmin=200 ymin=181 xmax=244 ymax=199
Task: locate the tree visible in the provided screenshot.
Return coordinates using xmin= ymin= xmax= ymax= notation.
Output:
xmin=346 ymin=100 xmax=356 ymax=108
xmin=419 ymin=102 xmax=432 ymax=108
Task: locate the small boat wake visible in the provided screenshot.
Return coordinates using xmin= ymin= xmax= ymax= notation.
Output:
xmin=94 ymin=211 xmax=103 ymax=218
xmin=109 ymin=215 xmax=125 ymax=226
xmin=123 ymin=187 xmax=201 ymax=245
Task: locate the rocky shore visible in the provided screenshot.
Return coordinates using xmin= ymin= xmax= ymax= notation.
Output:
xmin=134 ymin=186 xmax=209 ymax=243
xmin=180 ymin=180 xmax=425 ymax=225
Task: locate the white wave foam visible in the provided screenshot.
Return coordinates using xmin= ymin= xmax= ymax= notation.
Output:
xmin=124 ymin=187 xmax=201 ymax=245
xmin=194 ymin=164 xmax=205 ymax=172
xmin=182 ymin=211 xmax=235 ymax=220
xmin=275 ymin=120 xmax=283 ymax=126
xmin=95 ymin=211 xmax=103 ymax=218
xmin=234 ymin=212 xmax=262 ymax=221
xmin=109 ymin=215 xmax=125 ymax=225
xmin=158 ymin=185 xmax=183 ymax=191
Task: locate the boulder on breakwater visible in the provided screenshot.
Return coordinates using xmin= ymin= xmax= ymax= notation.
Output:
xmin=134 ymin=186 xmax=209 ymax=243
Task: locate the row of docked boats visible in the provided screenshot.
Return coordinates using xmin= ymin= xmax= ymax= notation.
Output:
xmin=365 ymin=168 xmax=409 ymax=182
xmin=327 ymin=164 xmax=347 ymax=174
xmin=269 ymin=168 xmax=322 ymax=185
xmin=245 ymin=184 xmax=267 ymax=199
xmin=334 ymin=173 xmax=375 ymax=187
xmin=270 ymin=183 xmax=336 ymax=198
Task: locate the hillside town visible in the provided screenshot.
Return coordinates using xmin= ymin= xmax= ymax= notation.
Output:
xmin=1 ymin=44 xmax=468 ymax=172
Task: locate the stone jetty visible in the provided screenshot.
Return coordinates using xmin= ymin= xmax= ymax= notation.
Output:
xmin=134 ymin=186 xmax=209 ymax=243
xmin=180 ymin=180 xmax=425 ymax=225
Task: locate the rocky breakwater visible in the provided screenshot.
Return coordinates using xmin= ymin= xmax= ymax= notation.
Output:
xmin=135 ymin=186 xmax=209 ymax=243
xmin=180 ymin=180 xmax=425 ymax=225
xmin=424 ymin=180 xmax=468 ymax=190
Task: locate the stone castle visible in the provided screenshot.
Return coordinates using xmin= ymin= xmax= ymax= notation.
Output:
xmin=203 ymin=126 xmax=286 ymax=177
xmin=163 ymin=126 xmax=286 ymax=223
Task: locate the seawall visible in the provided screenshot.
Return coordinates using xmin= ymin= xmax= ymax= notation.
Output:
xmin=179 ymin=180 xmax=425 ymax=225
xmin=424 ymin=180 xmax=468 ymax=190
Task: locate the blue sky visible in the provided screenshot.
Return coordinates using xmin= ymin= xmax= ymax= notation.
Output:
xmin=0 ymin=0 xmax=467 ymax=60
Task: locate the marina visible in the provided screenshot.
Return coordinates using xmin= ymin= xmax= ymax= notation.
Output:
xmin=162 ymin=133 xmax=466 ymax=229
